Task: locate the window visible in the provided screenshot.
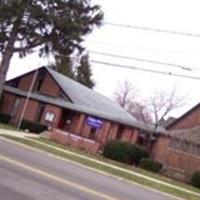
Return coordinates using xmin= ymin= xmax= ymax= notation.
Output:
xmin=11 ymin=98 xmax=21 ymax=117
xmin=34 ymin=71 xmax=46 ymax=92
xmin=89 ymin=127 xmax=97 ymax=140
xmin=35 ymin=103 xmax=45 ymax=122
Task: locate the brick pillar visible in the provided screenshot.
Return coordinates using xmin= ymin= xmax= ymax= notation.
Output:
xmin=131 ymin=129 xmax=139 ymax=143
xmin=110 ymin=124 xmax=118 ymax=140
xmin=75 ymin=114 xmax=85 ymax=134
xmin=98 ymin=121 xmax=111 ymax=143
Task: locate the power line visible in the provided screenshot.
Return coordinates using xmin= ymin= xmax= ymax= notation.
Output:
xmin=90 ymin=60 xmax=200 ymax=81
xmin=89 ymin=50 xmax=195 ymax=71
xmin=42 ymin=50 xmax=200 ymax=80
xmin=104 ymin=22 xmax=200 ymax=38
xmin=87 ymin=40 xmax=200 ymax=55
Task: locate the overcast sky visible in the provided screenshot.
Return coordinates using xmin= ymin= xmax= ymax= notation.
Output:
xmin=7 ymin=0 xmax=200 ymax=118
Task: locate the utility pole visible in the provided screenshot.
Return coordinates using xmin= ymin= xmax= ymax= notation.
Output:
xmin=17 ymin=66 xmax=39 ymax=130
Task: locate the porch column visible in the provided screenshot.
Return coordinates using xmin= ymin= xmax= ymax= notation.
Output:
xmin=74 ymin=114 xmax=85 ymax=134
xmin=99 ymin=121 xmax=111 ymax=143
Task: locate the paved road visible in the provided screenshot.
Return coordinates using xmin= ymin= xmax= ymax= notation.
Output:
xmin=0 ymin=138 xmax=178 ymax=200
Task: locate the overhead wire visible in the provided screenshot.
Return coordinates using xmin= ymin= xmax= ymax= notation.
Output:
xmin=90 ymin=60 xmax=200 ymax=81
xmin=87 ymin=40 xmax=200 ymax=55
xmin=47 ymin=51 xmax=200 ymax=81
xmin=104 ymin=22 xmax=200 ymax=38
xmin=89 ymin=50 xmax=197 ymax=71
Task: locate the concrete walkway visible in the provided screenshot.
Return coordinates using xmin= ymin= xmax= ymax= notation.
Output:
xmin=0 ymin=128 xmax=40 ymax=138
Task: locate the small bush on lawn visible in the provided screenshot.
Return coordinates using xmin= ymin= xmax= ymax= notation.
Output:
xmin=0 ymin=113 xmax=11 ymax=124
xmin=191 ymin=171 xmax=200 ymax=188
xmin=139 ymin=158 xmax=163 ymax=173
xmin=103 ymin=140 xmax=148 ymax=165
xmin=20 ymin=120 xmax=47 ymax=133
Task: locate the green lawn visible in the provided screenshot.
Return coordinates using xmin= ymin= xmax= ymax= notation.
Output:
xmin=1 ymin=135 xmax=200 ymax=200
xmin=0 ymin=123 xmax=17 ymax=130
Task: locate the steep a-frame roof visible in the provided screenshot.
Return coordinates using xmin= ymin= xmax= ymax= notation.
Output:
xmin=4 ymin=66 xmax=146 ymax=129
xmin=46 ymin=67 xmax=145 ymax=128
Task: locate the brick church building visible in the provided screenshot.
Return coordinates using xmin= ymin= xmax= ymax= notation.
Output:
xmin=0 ymin=66 xmax=147 ymax=153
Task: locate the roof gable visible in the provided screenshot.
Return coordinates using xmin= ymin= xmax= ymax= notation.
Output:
xmin=166 ymin=103 xmax=200 ymax=129
xmin=45 ymin=67 xmax=141 ymax=125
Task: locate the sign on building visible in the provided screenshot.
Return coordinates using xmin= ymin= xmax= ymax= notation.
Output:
xmin=86 ymin=116 xmax=103 ymax=129
xmin=45 ymin=112 xmax=55 ymax=122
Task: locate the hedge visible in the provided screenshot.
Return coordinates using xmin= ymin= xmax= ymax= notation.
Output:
xmin=139 ymin=158 xmax=163 ymax=173
xmin=20 ymin=119 xmax=47 ymax=133
xmin=0 ymin=113 xmax=11 ymax=124
xmin=103 ymin=140 xmax=148 ymax=165
xmin=191 ymin=171 xmax=200 ymax=188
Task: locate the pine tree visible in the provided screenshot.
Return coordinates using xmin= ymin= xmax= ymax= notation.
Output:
xmin=76 ymin=53 xmax=94 ymax=88
xmin=0 ymin=0 xmax=103 ymax=98
xmin=51 ymin=54 xmax=75 ymax=79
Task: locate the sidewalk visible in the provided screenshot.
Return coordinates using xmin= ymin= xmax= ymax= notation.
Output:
xmin=0 ymin=128 xmax=40 ymax=138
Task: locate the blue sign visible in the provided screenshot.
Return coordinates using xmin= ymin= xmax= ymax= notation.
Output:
xmin=86 ymin=117 xmax=103 ymax=128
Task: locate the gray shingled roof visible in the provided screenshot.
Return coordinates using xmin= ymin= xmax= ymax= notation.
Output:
xmin=4 ymin=67 xmax=147 ymax=129
xmin=46 ymin=67 xmax=144 ymax=128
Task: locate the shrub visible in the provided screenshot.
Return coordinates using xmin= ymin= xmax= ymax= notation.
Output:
xmin=191 ymin=171 xmax=200 ymax=188
xmin=139 ymin=158 xmax=163 ymax=173
xmin=129 ymin=144 xmax=149 ymax=165
xmin=0 ymin=113 xmax=11 ymax=124
xmin=103 ymin=140 xmax=148 ymax=165
xmin=20 ymin=120 xmax=47 ymax=133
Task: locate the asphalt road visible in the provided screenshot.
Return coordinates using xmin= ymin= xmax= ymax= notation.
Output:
xmin=0 ymin=137 xmax=178 ymax=200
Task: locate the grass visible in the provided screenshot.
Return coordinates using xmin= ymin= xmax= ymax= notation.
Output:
xmin=1 ymin=135 xmax=200 ymax=200
xmin=0 ymin=123 xmax=17 ymax=130
xmin=36 ymin=138 xmax=200 ymax=189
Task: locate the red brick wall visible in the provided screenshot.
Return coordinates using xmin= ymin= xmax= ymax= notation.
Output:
xmin=18 ymin=70 xmax=61 ymax=98
xmin=0 ymin=92 xmax=16 ymax=114
xmin=22 ymin=99 xmax=39 ymax=121
xmin=152 ymin=135 xmax=200 ymax=177
xmin=151 ymin=136 xmax=170 ymax=164
xmin=50 ymin=129 xmax=101 ymax=154
xmin=166 ymin=149 xmax=200 ymax=176
xmin=40 ymin=73 xmax=60 ymax=97
xmin=169 ymin=106 xmax=200 ymax=130
xmin=10 ymin=98 xmax=38 ymax=125
xmin=18 ymin=73 xmax=34 ymax=91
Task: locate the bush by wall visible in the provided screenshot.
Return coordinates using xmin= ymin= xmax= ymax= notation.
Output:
xmin=0 ymin=113 xmax=11 ymax=124
xmin=20 ymin=119 xmax=47 ymax=133
xmin=191 ymin=171 xmax=200 ymax=188
xmin=139 ymin=158 xmax=163 ymax=173
xmin=103 ymin=140 xmax=148 ymax=165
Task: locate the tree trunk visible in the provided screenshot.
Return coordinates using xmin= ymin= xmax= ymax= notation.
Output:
xmin=0 ymin=15 xmax=23 ymax=100
xmin=147 ymin=124 xmax=158 ymax=154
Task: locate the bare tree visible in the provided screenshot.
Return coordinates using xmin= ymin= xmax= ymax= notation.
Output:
xmin=138 ymin=88 xmax=186 ymax=152
xmin=114 ymin=82 xmax=186 ymax=152
xmin=113 ymin=80 xmax=152 ymax=122
xmin=113 ymin=80 xmax=138 ymax=110
xmin=128 ymin=101 xmax=153 ymax=123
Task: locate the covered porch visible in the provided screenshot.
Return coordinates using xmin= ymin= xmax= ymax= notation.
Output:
xmin=49 ymin=108 xmax=140 ymax=153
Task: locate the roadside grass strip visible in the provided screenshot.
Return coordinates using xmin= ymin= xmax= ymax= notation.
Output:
xmin=1 ymin=135 xmax=200 ymax=200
